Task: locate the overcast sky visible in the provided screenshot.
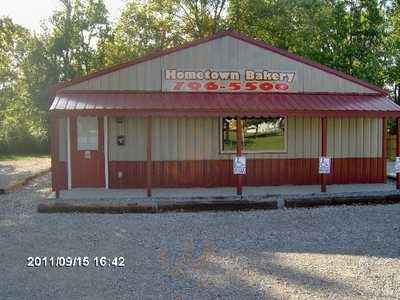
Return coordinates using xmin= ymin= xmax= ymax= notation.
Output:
xmin=1 ymin=0 xmax=125 ymax=32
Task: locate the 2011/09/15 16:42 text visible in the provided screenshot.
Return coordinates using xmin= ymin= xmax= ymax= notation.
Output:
xmin=26 ymin=256 xmax=125 ymax=267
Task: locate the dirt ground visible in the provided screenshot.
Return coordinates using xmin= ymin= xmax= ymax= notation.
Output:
xmin=0 ymin=157 xmax=50 ymax=190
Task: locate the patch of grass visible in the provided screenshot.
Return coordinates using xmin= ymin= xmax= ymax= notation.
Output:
xmin=245 ymin=134 xmax=285 ymax=151
xmin=223 ymin=131 xmax=285 ymax=151
xmin=0 ymin=153 xmax=49 ymax=161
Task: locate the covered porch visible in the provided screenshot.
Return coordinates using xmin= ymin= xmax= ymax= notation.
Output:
xmin=50 ymin=92 xmax=400 ymax=198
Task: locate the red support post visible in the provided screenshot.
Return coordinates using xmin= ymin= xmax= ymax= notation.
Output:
xmin=396 ymin=118 xmax=400 ymax=189
xmin=146 ymin=116 xmax=152 ymax=197
xmin=236 ymin=117 xmax=243 ymax=196
xmin=382 ymin=117 xmax=387 ymax=183
xmin=50 ymin=114 xmax=59 ymax=197
xmin=321 ymin=117 xmax=327 ymax=192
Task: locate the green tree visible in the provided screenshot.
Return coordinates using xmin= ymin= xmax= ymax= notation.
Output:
xmin=46 ymin=0 xmax=110 ymax=80
xmin=0 ymin=17 xmax=29 ymax=102
xmin=227 ymin=0 xmax=388 ymax=86
xmin=328 ymin=0 xmax=387 ymax=86
xmin=386 ymin=0 xmax=400 ymax=94
xmin=174 ymin=0 xmax=227 ymax=38
xmin=98 ymin=0 xmax=228 ymax=66
xmin=0 ymin=1 xmax=110 ymax=153
xmin=0 ymin=17 xmax=46 ymax=153
xmin=28 ymin=0 xmax=109 ymax=140
xmin=98 ymin=0 xmax=185 ymax=66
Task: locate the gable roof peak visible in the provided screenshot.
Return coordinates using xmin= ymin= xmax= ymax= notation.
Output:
xmin=54 ymin=30 xmax=387 ymax=95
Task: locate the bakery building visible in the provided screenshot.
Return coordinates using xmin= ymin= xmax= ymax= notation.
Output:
xmin=49 ymin=31 xmax=400 ymax=197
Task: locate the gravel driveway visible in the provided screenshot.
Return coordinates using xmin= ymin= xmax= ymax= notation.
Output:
xmin=0 ymin=174 xmax=400 ymax=299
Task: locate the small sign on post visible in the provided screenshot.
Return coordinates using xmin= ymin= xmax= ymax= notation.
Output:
xmin=233 ymin=156 xmax=246 ymax=175
xmin=319 ymin=156 xmax=331 ymax=174
xmin=395 ymin=157 xmax=400 ymax=173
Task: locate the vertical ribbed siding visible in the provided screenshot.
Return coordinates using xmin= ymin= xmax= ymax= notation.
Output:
xmin=327 ymin=117 xmax=381 ymax=158
xmin=64 ymin=36 xmax=375 ymax=94
xmin=108 ymin=117 xmax=147 ymax=161
xmin=108 ymin=157 xmax=384 ymax=188
xmin=108 ymin=116 xmax=324 ymax=161
xmin=107 ymin=116 xmax=382 ymax=162
xmin=105 ymin=116 xmax=385 ymax=188
xmin=152 ymin=117 xmax=221 ymax=161
xmin=58 ymin=117 xmax=67 ymax=161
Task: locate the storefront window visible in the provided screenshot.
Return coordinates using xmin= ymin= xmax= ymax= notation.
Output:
xmin=221 ymin=117 xmax=286 ymax=152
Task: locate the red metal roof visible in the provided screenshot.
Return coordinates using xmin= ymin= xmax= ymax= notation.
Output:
xmin=53 ymin=31 xmax=387 ymax=95
xmin=50 ymin=92 xmax=400 ymax=117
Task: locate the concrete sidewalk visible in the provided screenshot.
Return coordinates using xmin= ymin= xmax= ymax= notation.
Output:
xmin=39 ymin=181 xmax=400 ymax=213
xmin=57 ymin=182 xmax=397 ymax=200
xmin=387 ymin=160 xmax=396 ymax=179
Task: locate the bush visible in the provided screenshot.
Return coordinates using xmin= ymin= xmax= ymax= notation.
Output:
xmin=0 ymin=134 xmax=49 ymax=155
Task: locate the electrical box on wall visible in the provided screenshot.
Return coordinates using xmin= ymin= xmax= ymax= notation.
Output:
xmin=117 ymin=135 xmax=125 ymax=146
xmin=116 ymin=117 xmax=126 ymax=146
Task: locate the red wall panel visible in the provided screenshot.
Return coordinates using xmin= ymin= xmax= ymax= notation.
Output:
xmin=327 ymin=157 xmax=384 ymax=184
xmin=109 ymin=161 xmax=147 ymax=188
xmin=50 ymin=116 xmax=68 ymax=191
xmin=53 ymin=162 xmax=68 ymax=190
xmin=108 ymin=157 xmax=385 ymax=189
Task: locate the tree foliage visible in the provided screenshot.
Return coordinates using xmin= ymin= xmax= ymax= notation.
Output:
xmin=98 ymin=0 xmax=184 ymax=65
xmin=98 ymin=0 xmax=227 ymax=66
xmin=386 ymin=0 xmax=400 ymax=87
xmin=227 ymin=0 xmax=388 ymax=86
xmin=0 ymin=0 xmax=109 ymax=153
xmin=45 ymin=0 xmax=110 ymax=80
xmin=0 ymin=17 xmax=46 ymax=153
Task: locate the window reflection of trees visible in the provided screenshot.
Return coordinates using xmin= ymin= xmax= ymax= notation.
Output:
xmin=222 ymin=117 xmax=285 ymax=152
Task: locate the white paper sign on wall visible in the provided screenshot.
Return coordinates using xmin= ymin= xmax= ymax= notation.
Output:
xmin=395 ymin=157 xmax=400 ymax=173
xmin=233 ymin=156 xmax=246 ymax=175
xmin=319 ymin=157 xmax=331 ymax=174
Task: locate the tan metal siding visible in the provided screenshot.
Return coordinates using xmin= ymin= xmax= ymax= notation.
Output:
xmin=235 ymin=38 xmax=304 ymax=92
xmin=152 ymin=117 xmax=220 ymax=161
xmin=108 ymin=116 xmax=381 ymax=161
xmin=108 ymin=116 xmax=324 ymax=161
xmin=58 ymin=117 xmax=67 ymax=161
xmin=302 ymin=65 xmax=370 ymax=93
xmin=327 ymin=117 xmax=382 ymax=158
xmin=108 ymin=117 xmax=147 ymax=161
xmin=64 ymin=36 xmax=376 ymax=94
